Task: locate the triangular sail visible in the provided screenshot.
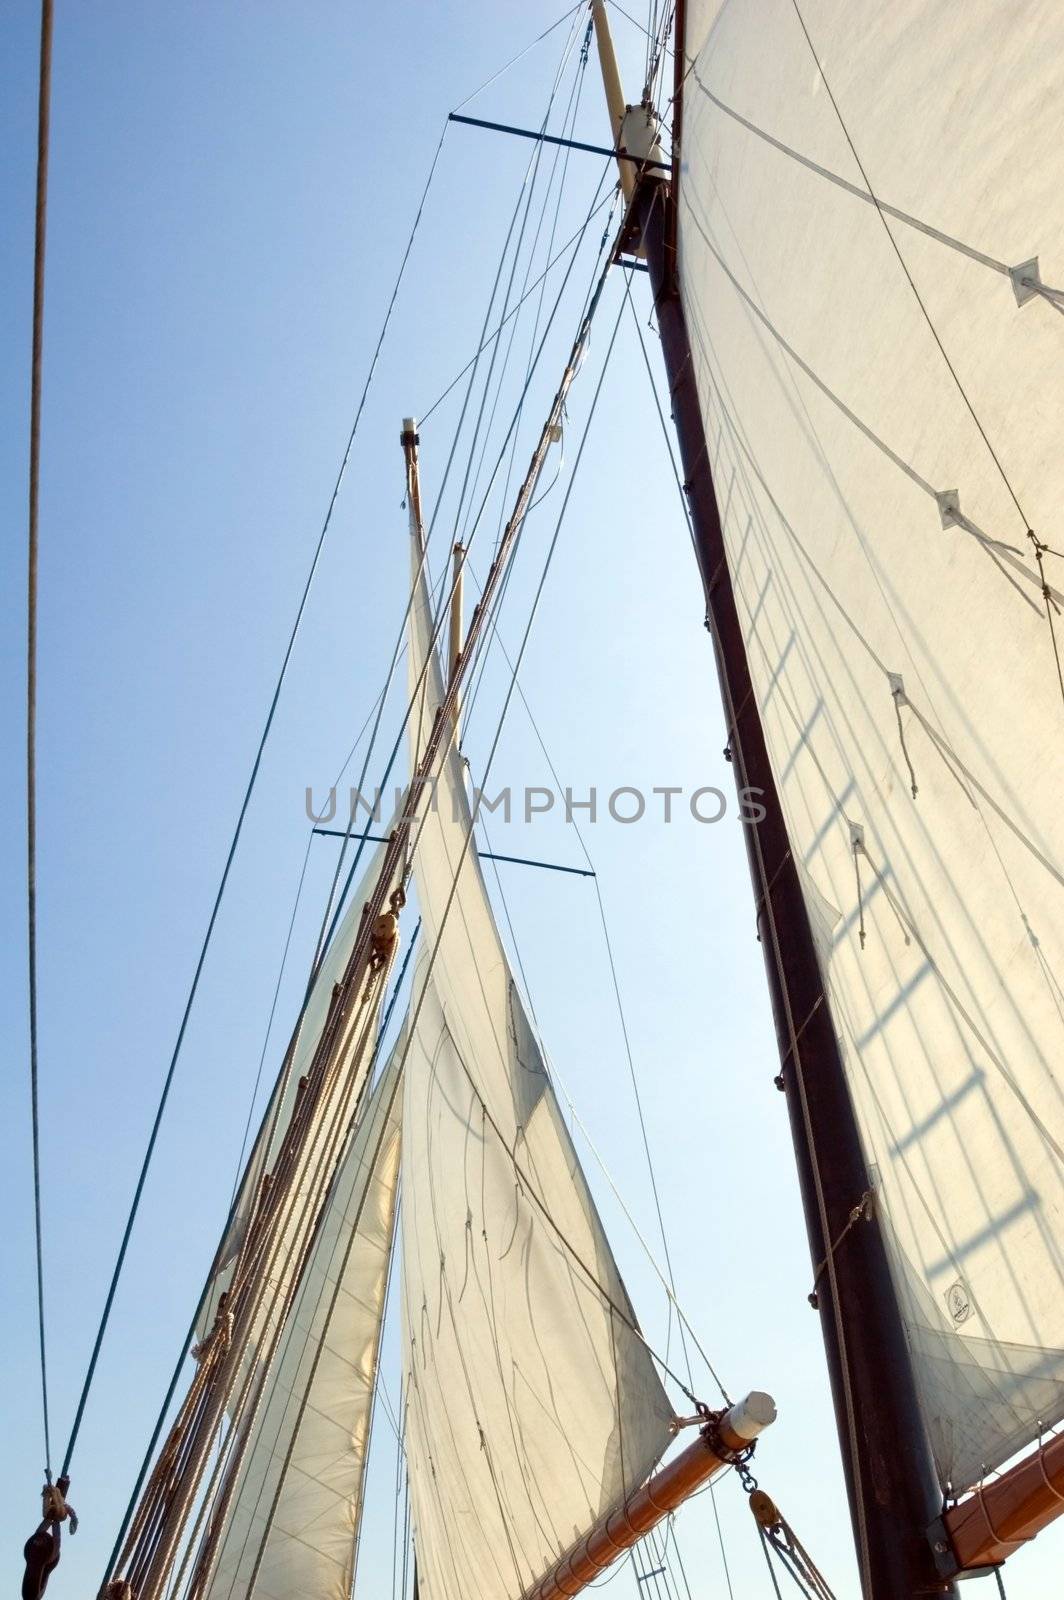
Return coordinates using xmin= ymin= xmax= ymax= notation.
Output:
xmin=678 ymin=0 xmax=1064 ymax=1489
xmin=202 ymin=1037 xmax=403 ymax=1600
xmin=198 ymin=834 xmax=392 ymax=1342
xmin=399 ymin=535 xmax=675 ymax=1600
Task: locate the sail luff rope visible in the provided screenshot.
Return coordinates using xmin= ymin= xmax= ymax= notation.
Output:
xmin=125 ymin=907 xmax=401 ymax=1591
xmin=26 ymin=0 xmax=55 ymax=1488
xmin=223 ymin=684 xmax=395 ymax=1217
xmin=60 ymin=118 xmax=450 ymax=1484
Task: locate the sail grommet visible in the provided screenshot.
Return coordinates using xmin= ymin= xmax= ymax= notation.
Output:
xmin=1009 ymin=257 xmax=1042 ymax=307
xmin=935 ymin=488 xmax=960 ymax=529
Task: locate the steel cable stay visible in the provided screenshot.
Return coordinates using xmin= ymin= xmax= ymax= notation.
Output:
xmin=21 ymin=5 xmax=79 ymax=1597
xmin=464 ymin=19 xmax=591 ymax=563
xmin=417 ymin=189 xmax=618 ymax=429
xmin=25 ymin=0 xmax=54 ymax=1489
xmin=445 ymin=10 xmax=587 ymax=561
xmin=381 ymin=288 xmax=737 ymax=1421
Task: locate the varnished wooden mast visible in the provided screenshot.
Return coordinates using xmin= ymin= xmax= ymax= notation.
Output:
xmin=589 ymin=4 xmax=959 ymax=1593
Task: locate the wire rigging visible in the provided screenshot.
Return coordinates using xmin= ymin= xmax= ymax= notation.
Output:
xmin=26 ymin=0 xmax=55 ymax=1485
xmin=308 ymin=67 xmax=586 ymax=964
xmin=317 ymin=164 xmax=617 ymax=962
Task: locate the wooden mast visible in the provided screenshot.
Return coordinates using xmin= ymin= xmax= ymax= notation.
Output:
xmin=589 ymin=4 xmax=958 ymax=1594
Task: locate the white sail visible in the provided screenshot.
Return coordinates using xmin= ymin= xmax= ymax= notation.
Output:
xmin=203 ymin=1040 xmax=403 ymax=1600
xmin=398 ymin=539 xmax=675 ymax=1600
xmin=679 ymin=0 xmax=1064 ymax=1489
xmin=199 ymin=834 xmax=392 ymax=1339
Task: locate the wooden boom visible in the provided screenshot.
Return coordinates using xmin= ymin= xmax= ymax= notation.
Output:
xmin=944 ymin=1430 xmax=1064 ymax=1570
xmin=520 ymin=1392 xmax=775 ymax=1600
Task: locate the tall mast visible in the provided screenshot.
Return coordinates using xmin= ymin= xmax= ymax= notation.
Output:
xmin=590 ymin=5 xmax=956 ymax=1594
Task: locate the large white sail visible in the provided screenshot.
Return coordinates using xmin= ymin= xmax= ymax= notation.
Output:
xmin=679 ymin=0 xmax=1064 ymax=1490
xmin=398 ymin=536 xmax=675 ymax=1600
xmin=198 ymin=834 xmax=392 ymax=1340
xmin=202 ymin=1040 xmax=403 ymax=1600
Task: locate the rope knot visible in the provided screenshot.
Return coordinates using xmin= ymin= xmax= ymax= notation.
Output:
xmin=22 ymin=1476 xmax=76 ymax=1600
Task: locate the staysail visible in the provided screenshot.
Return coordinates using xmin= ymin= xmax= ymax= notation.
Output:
xmin=202 ymin=1042 xmax=402 ymax=1600
xmin=107 ymin=827 xmax=405 ymax=1600
xmin=197 ymin=832 xmax=393 ymax=1344
xmin=678 ymin=0 xmax=1064 ymax=1490
xmin=398 ymin=525 xmax=676 ymax=1599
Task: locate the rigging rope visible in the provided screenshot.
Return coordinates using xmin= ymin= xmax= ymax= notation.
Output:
xmin=310 ymin=81 xmax=586 ymax=962
xmin=61 ymin=113 xmax=449 ymax=1484
xmin=452 ymin=1 xmax=587 ymax=114
xmin=418 ymin=191 xmax=616 ymax=428
xmin=25 ymin=0 xmax=54 ymax=1487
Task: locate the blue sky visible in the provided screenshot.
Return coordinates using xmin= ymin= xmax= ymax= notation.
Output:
xmin=1 ymin=3 xmax=1050 ymax=1597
